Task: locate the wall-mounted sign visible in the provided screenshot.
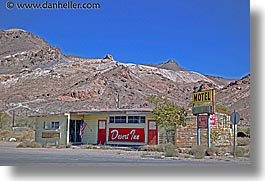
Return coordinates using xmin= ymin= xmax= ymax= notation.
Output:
xmin=192 ymin=105 xmax=213 ymax=114
xmin=42 ymin=132 xmax=60 ymax=138
xmin=108 ymin=128 xmax=145 ymax=142
xmin=198 ymin=115 xmax=207 ymax=128
xmin=210 ymin=114 xmax=216 ymax=126
xmin=192 ymin=89 xmax=213 ymax=104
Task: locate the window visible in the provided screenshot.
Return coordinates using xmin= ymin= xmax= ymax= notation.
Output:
xmin=43 ymin=121 xmax=50 ymax=129
xmin=109 ymin=116 xmax=114 ymax=123
xmin=109 ymin=116 xmax=126 ymax=123
xmin=128 ymin=116 xmax=146 ymax=124
xmin=140 ymin=116 xmax=146 ymax=123
xmin=115 ymin=116 xmax=126 ymax=123
xmin=109 ymin=116 xmax=146 ymax=124
xmin=128 ymin=116 xmax=138 ymax=123
xmin=51 ymin=121 xmax=59 ymax=129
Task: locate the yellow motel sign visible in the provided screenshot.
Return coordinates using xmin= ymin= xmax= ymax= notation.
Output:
xmin=192 ymin=89 xmax=213 ymax=104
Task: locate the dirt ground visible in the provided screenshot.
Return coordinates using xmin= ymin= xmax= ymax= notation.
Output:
xmin=0 ymin=141 xmax=251 ymax=164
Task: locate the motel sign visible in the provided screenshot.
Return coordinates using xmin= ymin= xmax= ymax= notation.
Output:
xmin=192 ymin=89 xmax=213 ymax=104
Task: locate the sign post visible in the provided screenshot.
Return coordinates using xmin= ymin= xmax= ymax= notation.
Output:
xmin=230 ymin=110 xmax=240 ymax=159
xmin=197 ymin=115 xmax=200 ymax=145
xmin=207 ymin=114 xmax=211 ymax=148
xmin=192 ymin=89 xmax=214 ymax=148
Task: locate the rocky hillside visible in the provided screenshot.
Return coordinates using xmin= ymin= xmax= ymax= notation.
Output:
xmin=0 ymin=28 xmax=250 ymax=124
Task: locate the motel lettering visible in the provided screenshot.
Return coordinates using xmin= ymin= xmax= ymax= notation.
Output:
xmin=192 ymin=89 xmax=213 ymax=104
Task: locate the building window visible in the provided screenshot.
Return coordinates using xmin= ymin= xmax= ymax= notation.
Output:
xmin=109 ymin=116 xmax=146 ymax=124
xmin=115 ymin=116 xmax=126 ymax=123
xmin=109 ymin=116 xmax=115 ymax=123
xmin=51 ymin=121 xmax=59 ymax=129
xmin=109 ymin=116 xmax=127 ymax=123
xmin=128 ymin=116 xmax=146 ymax=124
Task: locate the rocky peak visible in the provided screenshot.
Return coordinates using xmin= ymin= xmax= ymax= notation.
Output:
xmin=156 ymin=59 xmax=184 ymax=71
xmin=0 ymin=28 xmax=50 ymax=58
xmin=4 ymin=28 xmax=27 ymax=32
xmin=103 ymin=54 xmax=114 ymax=61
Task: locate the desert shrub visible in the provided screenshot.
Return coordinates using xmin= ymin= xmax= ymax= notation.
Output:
xmin=0 ymin=128 xmax=34 ymax=142
xmin=165 ymin=149 xmax=178 ymax=157
xmin=190 ymin=145 xmax=207 ymax=159
xmin=238 ymin=147 xmax=250 ymax=157
xmin=56 ymin=144 xmax=72 ymax=149
xmin=163 ymin=143 xmax=178 ymax=157
xmin=237 ymin=137 xmax=250 ymax=146
xmin=163 ymin=143 xmax=174 ymax=151
xmin=16 ymin=142 xmax=27 ymax=148
xmin=139 ymin=145 xmax=164 ymax=152
xmin=139 ymin=143 xmax=178 ymax=156
xmin=0 ymin=129 xmax=12 ymax=140
xmin=206 ymin=146 xmax=220 ymax=156
xmin=230 ymin=146 xmax=250 ymax=158
xmin=28 ymin=141 xmax=42 ymax=148
xmin=16 ymin=141 xmax=42 ymax=148
xmin=238 ymin=127 xmax=250 ymax=135
xmin=210 ymin=130 xmax=220 ymax=144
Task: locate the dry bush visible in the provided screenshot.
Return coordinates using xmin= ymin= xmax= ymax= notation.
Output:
xmin=237 ymin=137 xmax=250 ymax=146
xmin=0 ymin=129 xmax=13 ymax=140
xmin=0 ymin=128 xmax=34 ymax=142
xmin=206 ymin=146 xmax=221 ymax=156
xmin=139 ymin=143 xmax=177 ymax=153
xmin=190 ymin=145 xmax=208 ymax=159
xmin=16 ymin=141 xmax=43 ymax=148
xmin=230 ymin=146 xmax=250 ymax=158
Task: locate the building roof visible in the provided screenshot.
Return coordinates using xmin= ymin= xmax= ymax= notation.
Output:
xmin=69 ymin=108 xmax=153 ymax=115
xmin=30 ymin=108 xmax=153 ymax=117
xmin=29 ymin=113 xmax=66 ymax=118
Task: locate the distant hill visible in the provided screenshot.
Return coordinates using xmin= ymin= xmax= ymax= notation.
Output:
xmin=143 ymin=59 xmax=185 ymax=71
xmin=0 ymin=28 xmax=250 ymax=125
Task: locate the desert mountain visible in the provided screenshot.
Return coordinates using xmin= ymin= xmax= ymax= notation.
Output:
xmin=143 ymin=59 xmax=185 ymax=71
xmin=0 ymin=28 xmax=250 ymax=124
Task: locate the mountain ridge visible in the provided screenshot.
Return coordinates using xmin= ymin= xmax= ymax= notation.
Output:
xmin=0 ymin=28 xmax=250 ymax=125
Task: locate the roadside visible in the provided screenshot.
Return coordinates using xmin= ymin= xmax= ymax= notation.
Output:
xmin=0 ymin=141 xmax=250 ymax=164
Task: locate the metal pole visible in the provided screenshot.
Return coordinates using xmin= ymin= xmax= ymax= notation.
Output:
xmin=233 ymin=110 xmax=236 ymax=159
xmin=233 ymin=123 xmax=236 ymax=159
xmin=197 ymin=115 xmax=200 ymax=145
xmin=207 ymin=114 xmax=211 ymax=148
xmin=66 ymin=113 xmax=70 ymax=145
xmin=12 ymin=110 xmax=15 ymax=127
xmin=74 ymin=120 xmax=76 ymax=143
xmin=0 ymin=112 xmax=2 ymax=128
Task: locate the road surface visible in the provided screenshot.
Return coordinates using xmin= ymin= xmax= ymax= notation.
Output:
xmin=0 ymin=142 xmax=250 ymax=167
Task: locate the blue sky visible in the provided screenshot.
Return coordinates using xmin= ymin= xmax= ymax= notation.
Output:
xmin=0 ymin=0 xmax=250 ymax=78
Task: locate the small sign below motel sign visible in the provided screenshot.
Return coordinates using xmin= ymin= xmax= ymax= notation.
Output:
xmin=210 ymin=114 xmax=216 ymax=126
xmin=198 ymin=115 xmax=208 ymax=128
xmin=192 ymin=105 xmax=213 ymax=115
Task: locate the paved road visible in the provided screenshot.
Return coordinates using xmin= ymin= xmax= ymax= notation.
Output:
xmin=0 ymin=142 xmax=250 ymax=167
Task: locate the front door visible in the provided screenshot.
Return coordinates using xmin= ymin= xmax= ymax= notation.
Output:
xmin=148 ymin=120 xmax=158 ymax=145
xmin=97 ymin=120 xmax=106 ymax=145
xmin=69 ymin=120 xmax=82 ymax=143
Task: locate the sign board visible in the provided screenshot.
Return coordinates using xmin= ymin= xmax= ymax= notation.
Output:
xmin=210 ymin=114 xmax=216 ymax=126
xmin=42 ymin=132 xmax=60 ymax=138
xmin=108 ymin=128 xmax=145 ymax=142
xmin=198 ymin=115 xmax=207 ymax=128
xmin=230 ymin=111 xmax=240 ymax=125
xmin=192 ymin=105 xmax=213 ymax=114
xmin=192 ymin=89 xmax=213 ymax=104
